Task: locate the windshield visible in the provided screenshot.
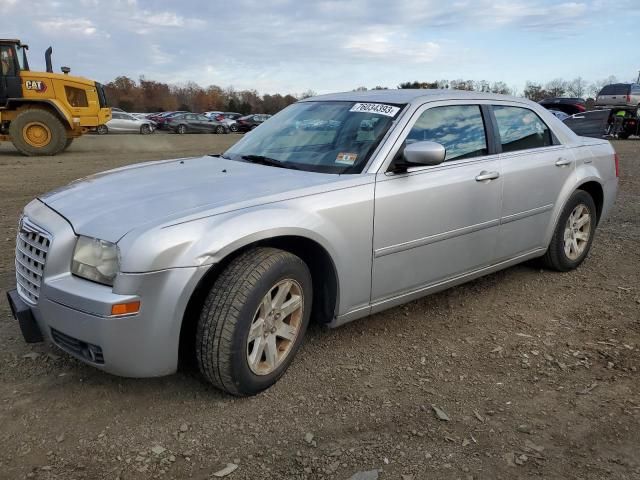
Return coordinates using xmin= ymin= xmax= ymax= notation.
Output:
xmin=223 ymin=101 xmax=404 ymax=173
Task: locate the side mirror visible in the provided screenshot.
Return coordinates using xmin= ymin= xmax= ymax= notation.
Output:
xmin=402 ymin=141 xmax=446 ymax=166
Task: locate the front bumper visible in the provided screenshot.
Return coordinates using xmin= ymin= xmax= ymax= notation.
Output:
xmin=10 ymin=266 xmax=207 ymax=377
xmin=10 ymin=200 xmax=209 ymax=377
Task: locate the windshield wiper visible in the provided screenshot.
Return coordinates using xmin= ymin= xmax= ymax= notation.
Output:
xmin=241 ymin=155 xmax=300 ymax=170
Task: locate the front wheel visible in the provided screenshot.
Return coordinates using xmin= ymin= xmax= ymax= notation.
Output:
xmin=96 ymin=124 xmax=108 ymax=135
xmin=196 ymin=248 xmax=312 ymax=396
xmin=177 ymin=124 xmax=187 ymax=134
xmin=215 ymin=125 xmax=226 ymax=134
xmin=229 ymin=123 xmax=238 ymax=133
xmin=541 ymin=190 xmax=597 ymax=271
xmin=140 ymin=124 xmax=152 ymax=135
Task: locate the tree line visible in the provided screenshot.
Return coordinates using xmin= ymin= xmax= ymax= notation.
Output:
xmin=104 ymin=76 xmax=316 ymax=114
xmin=397 ymin=75 xmax=620 ymax=101
xmin=104 ymin=74 xmax=623 ymax=114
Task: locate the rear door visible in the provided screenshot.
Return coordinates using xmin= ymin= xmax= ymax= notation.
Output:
xmin=492 ymin=104 xmax=575 ymax=260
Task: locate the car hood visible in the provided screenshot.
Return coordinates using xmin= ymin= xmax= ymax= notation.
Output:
xmin=39 ymin=156 xmax=343 ymax=242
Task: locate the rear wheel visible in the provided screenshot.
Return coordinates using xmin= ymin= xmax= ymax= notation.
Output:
xmin=196 ymin=247 xmax=312 ymax=396
xmin=9 ymin=109 xmax=68 ymax=156
xmin=618 ymin=131 xmax=630 ymax=140
xmin=96 ymin=124 xmax=108 ymax=135
xmin=177 ymin=124 xmax=187 ymax=134
xmin=230 ymin=123 xmax=238 ymax=133
xmin=215 ymin=125 xmax=225 ymax=134
xmin=541 ymin=190 xmax=597 ymax=271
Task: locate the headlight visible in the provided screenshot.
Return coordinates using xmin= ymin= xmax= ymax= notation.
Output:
xmin=71 ymin=236 xmax=119 ymax=286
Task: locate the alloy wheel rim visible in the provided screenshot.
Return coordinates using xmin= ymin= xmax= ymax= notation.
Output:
xmin=23 ymin=122 xmax=52 ymax=147
xmin=247 ymin=279 xmax=304 ymax=376
xmin=563 ymin=203 xmax=591 ymax=260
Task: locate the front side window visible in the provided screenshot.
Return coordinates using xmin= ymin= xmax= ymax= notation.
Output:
xmin=493 ymin=106 xmax=552 ymax=153
xmin=224 ymin=101 xmax=404 ymax=173
xmin=406 ymin=105 xmax=488 ymax=161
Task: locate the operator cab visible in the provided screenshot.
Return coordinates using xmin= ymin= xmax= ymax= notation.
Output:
xmin=0 ymin=39 xmax=29 ymax=106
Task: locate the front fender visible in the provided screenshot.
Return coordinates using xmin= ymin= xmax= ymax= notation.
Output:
xmin=118 ymin=182 xmax=376 ymax=317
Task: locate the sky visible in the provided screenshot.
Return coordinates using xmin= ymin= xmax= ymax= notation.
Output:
xmin=2 ymin=0 xmax=639 ymax=95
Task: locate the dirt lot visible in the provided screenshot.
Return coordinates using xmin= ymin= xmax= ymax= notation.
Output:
xmin=0 ymin=134 xmax=638 ymax=480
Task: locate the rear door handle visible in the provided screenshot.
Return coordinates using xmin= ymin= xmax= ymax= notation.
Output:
xmin=555 ymin=158 xmax=572 ymax=167
xmin=475 ymin=171 xmax=500 ymax=182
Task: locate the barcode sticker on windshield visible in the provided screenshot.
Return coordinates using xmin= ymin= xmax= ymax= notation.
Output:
xmin=350 ymin=103 xmax=400 ymax=117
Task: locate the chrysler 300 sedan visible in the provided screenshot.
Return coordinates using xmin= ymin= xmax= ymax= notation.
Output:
xmin=7 ymin=90 xmax=618 ymax=396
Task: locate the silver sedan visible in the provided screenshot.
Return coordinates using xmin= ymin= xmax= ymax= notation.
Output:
xmin=8 ymin=90 xmax=618 ymax=396
xmin=97 ymin=111 xmax=155 ymax=135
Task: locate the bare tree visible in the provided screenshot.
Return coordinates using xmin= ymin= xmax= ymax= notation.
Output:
xmin=544 ymin=78 xmax=567 ymax=97
xmin=566 ymin=77 xmax=588 ymax=97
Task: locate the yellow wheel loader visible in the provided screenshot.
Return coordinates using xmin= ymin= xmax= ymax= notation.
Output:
xmin=0 ymin=39 xmax=111 ymax=156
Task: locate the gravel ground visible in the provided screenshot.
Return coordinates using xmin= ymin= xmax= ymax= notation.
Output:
xmin=0 ymin=134 xmax=638 ymax=480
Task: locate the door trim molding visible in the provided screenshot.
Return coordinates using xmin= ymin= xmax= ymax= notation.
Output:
xmin=374 ymin=218 xmax=500 ymax=258
xmin=500 ymin=204 xmax=553 ymax=225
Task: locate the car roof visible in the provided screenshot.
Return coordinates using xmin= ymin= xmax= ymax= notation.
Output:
xmin=303 ymin=89 xmax=529 ymax=106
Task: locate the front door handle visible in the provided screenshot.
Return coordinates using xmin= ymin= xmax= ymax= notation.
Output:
xmin=475 ymin=171 xmax=500 ymax=182
xmin=555 ymin=158 xmax=572 ymax=166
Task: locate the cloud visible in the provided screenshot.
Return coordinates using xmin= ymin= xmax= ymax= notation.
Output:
xmin=35 ymin=17 xmax=102 ymax=37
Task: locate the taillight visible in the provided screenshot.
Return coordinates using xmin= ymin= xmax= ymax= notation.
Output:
xmin=627 ymin=94 xmax=631 ymax=103
xmin=614 ymin=153 xmax=620 ymax=177
xmin=576 ymin=104 xmax=586 ymax=112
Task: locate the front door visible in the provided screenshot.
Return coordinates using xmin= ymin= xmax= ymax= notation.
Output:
xmin=491 ymin=105 xmax=575 ymax=260
xmin=372 ymin=103 xmax=502 ymax=305
xmin=0 ymin=44 xmax=22 ymax=105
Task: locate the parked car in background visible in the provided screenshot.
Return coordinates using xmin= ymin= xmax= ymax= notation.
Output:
xmin=155 ymin=111 xmax=189 ymax=130
xmin=235 ymin=114 xmax=271 ymax=132
xmin=595 ymin=83 xmax=640 ymax=109
xmin=203 ymin=111 xmax=224 ymax=119
xmin=539 ymin=97 xmax=586 ymax=115
xmin=96 ymin=112 xmax=155 ymax=135
xmin=218 ymin=112 xmax=243 ymax=132
xmin=166 ymin=113 xmax=228 ymax=134
xmin=8 ymin=90 xmax=618 ymax=397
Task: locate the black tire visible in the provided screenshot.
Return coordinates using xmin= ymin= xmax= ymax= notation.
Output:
xmin=96 ymin=124 xmax=108 ymax=135
xmin=215 ymin=125 xmax=225 ymax=134
xmin=196 ymin=247 xmax=312 ymax=396
xmin=140 ymin=124 xmax=152 ymax=135
xmin=177 ymin=124 xmax=187 ymax=134
xmin=541 ymin=190 xmax=597 ymax=272
xmin=618 ymin=131 xmax=630 ymax=140
xmin=62 ymin=138 xmax=74 ymax=151
xmin=230 ymin=123 xmax=238 ymax=133
xmin=9 ymin=109 xmax=68 ymax=156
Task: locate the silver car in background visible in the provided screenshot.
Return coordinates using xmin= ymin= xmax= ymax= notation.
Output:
xmin=7 ymin=90 xmax=618 ymax=396
xmin=97 ymin=111 xmax=156 ymax=135
xmin=595 ymin=83 xmax=640 ymax=109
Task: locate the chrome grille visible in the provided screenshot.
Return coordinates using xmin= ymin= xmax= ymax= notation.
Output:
xmin=15 ymin=217 xmax=51 ymax=304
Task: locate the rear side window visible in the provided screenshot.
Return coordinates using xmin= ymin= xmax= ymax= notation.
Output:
xmin=493 ymin=106 xmax=552 ymax=153
xmin=598 ymin=84 xmax=630 ymax=96
xmin=407 ymin=105 xmax=488 ymax=161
